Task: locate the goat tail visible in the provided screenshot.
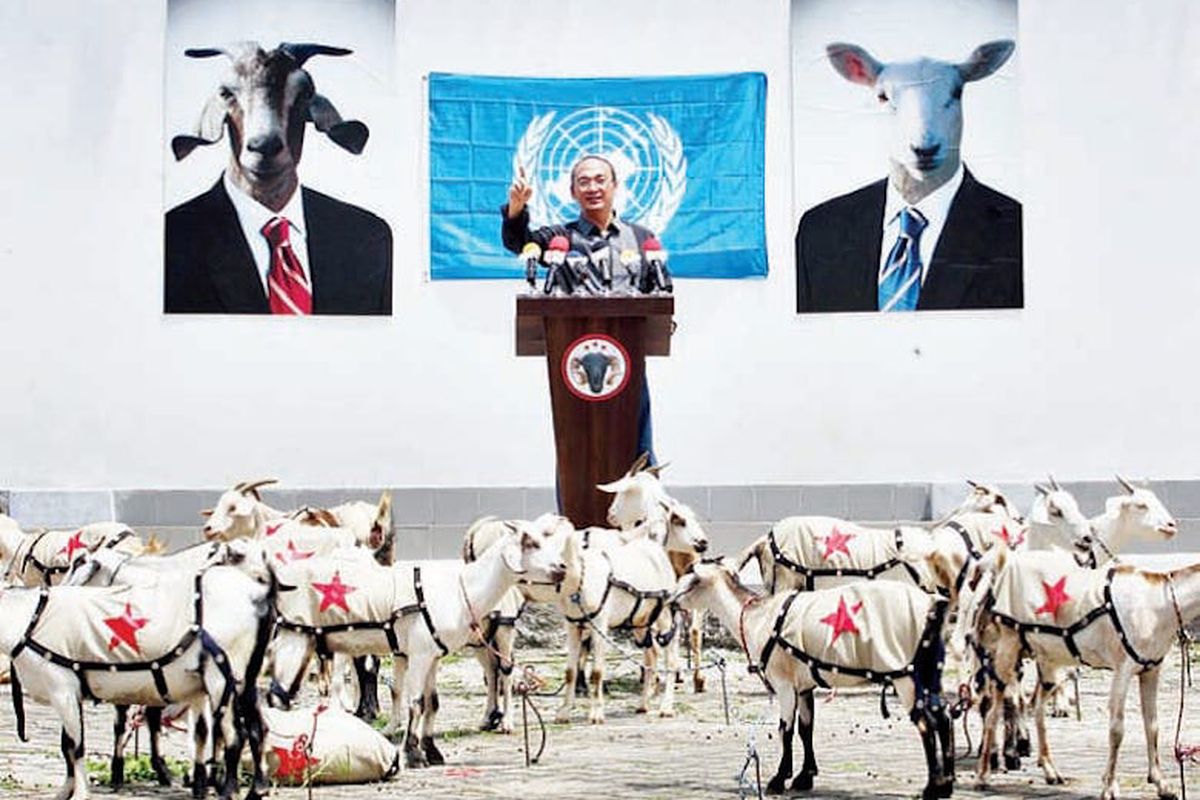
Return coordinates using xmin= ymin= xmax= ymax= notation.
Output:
xmin=11 ymin=669 xmax=26 ymax=742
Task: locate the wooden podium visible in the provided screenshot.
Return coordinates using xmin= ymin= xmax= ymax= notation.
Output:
xmin=516 ymin=295 xmax=674 ymax=528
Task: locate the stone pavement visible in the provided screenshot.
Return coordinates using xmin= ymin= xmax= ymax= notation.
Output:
xmin=0 ymin=645 xmax=1197 ymax=799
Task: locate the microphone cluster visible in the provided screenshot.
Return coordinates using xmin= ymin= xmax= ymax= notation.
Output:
xmin=520 ymin=236 xmax=673 ymax=296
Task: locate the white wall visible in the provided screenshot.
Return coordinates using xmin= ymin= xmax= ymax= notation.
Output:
xmin=0 ymin=0 xmax=1198 ymax=490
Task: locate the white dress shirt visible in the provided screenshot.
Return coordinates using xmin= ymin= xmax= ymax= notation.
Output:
xmin=878 ymin=164 xmax=964 ymax=286
xmin=223 ymin=171 xmax=310 ymax=294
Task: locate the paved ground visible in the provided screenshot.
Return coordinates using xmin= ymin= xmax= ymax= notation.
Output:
xmin=1 ymin=643 xmax=1197 ymax=799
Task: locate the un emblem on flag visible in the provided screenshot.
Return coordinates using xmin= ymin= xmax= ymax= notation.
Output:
xmin=515 ymin=107 xmax=687 ymax=235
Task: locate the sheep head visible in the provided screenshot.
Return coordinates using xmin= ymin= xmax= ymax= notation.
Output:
xmin=826 ymin=40 xmax=1014 ymax=203
xmin=172 ymin=42 xmax=369 ymax=211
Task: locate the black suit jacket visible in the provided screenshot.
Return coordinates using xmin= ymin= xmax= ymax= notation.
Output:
xmin=795 ymin=168 xmax=1022 ymax=313
xmin=165 ymin=180 xmax=392 ymax=315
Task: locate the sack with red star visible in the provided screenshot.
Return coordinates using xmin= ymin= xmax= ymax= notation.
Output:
xmin=990 ymin=550 xmax=1105 ymax=628
xmin=274 ymin=553 xmax=414 ymax=629
xmin=782 ymin=581 xmax=940 ymax=676
xmin=26 ymin=580 xmax=193 ymax=672
xmin=260 ymin=705 xmax=399 ymax=784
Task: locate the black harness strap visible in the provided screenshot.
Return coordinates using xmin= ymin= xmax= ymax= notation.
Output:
xmin=753 ymin=591 xmax=948 ymax=693
xmin=945 ymin=521 xmax=985 ymax=596
xmin=987 ymin=567 xmax=1163 ymax=671
xmin=413 ymin=566 xmax=450 ymax=657
xmin=13 ymin=572 xmax=212 ymax=704
xmin=767 ymin=527 xmax=923 ymax=590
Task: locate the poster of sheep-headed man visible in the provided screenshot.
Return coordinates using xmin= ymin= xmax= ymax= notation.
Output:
xmin=792 ymin=0 xmax=1021 ymax=314
xmin=163 ymin=0 xmax=395 ymax=316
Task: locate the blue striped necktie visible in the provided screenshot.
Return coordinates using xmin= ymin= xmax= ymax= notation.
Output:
xmin=878 ymin=207 xmax=927 ymax=312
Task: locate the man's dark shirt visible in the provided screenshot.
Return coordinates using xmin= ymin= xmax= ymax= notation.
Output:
xmin=500 ymin=204 xmax=654 ymax=258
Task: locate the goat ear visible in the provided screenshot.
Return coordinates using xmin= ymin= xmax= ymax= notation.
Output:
xmin=308 ymin=94 xmax=369 ymax=154
xmin=171 ymin=93 xmax=227 ymax=161
xmin=278 ymin=43 xmax=353 ymax=68
xmin=596 ymin=476 xmax=632 ymax=494
xmin=826 ymin=43 xmax=882 ymax=86
xmin=959 ymin=40 xmax=1015 ymax=83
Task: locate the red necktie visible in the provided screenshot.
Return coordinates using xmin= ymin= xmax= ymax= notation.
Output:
xmin=262 ymin=216 xmax=313 ymax=315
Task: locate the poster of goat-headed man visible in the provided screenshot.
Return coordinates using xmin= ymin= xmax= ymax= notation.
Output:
xmin=164 ymin=0 xmax=395 ymax=316
xmin=792 ymin=0 xmax=1021 ymax=314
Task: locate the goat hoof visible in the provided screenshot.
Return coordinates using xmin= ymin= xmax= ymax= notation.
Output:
xmin=481 ymin=709 xmax=504 ymax=732
xmin=766 ymin=775 xmax=789 ymax=795
xmin=152 ymin=755 xmax=173 ymax=786
xmin=694 ymin=675 xmax=707 ymax=693
xmin=1050 ymin=707 xmax=1070 ymax=718
xmin=421 ymin=737 xmax=445 ymax=766
xmin=658 ymin=706 xmax=676 ymax=719
xmin=1158 ymin=791 xmax=1177 ymax=800
xmin=1004 ymin=754 xmax=1021 ymax=771
xmin=404 ymin=748 xmax=428 ymax=770
xmin=791 ymin=771 xmax=814 ymax=792
xmin=635 ymin=705 xmax=649 ymax=714
xmin=554 ymin=710 xmax=571 ymax=725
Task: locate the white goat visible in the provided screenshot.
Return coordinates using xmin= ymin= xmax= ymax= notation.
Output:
xmin=0 ymin=565 xmax=275 ymax=800
xmin=672 ymin=561 xmax=954 ymax=798
xmin=598 ymin=458 xmax=713 ymax=692
xmin=0 ymin=519 xmax=147 ymax=587
xmin=268 ymin=525 xmax=567 ymax=769
xmin=459 ymin=515 xmax=572 ymax=734
xmin=964 ymin=538 xmax=1194 ymax=800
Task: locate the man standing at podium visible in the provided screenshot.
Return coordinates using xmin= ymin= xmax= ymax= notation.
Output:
xmin=500 ymin=154 xmax=656 ymax=465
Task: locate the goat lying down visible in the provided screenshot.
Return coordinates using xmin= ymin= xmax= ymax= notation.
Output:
xmin=672 ymin=561 xmax=954 ymax=799
xmin=268 ymin=527 xmax=567 ymax=769
xmin=0 ymin=566 xmax=274 ymax=800
xmin=961 ymin=545 xmax=1195 ymax=800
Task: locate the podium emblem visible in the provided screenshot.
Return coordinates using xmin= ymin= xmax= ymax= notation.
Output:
xmin=561 ymin=334 xmax=630 ymax=402
xmin=515 ymin=107 xmax=687 ymax=236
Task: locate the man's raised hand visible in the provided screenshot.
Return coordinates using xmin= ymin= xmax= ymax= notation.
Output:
xmin=507 ymin=165 xmax=534 ymax=218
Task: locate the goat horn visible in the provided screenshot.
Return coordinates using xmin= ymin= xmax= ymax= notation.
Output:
xmin=278 ymin=43 xmax=353 ymax=67
xmin=183 ymin=47 xmax=229 ymax=59
xmin=239 ymin=478 xmax=278 ymax=496
xmin=966 ymin=479 xmax=980 ymax=489
xmin=1115 ymin=474 xmax=1136 ymax=494
xmin=628 ymin=452 xmax=650 ymax=476
xmin=1034 ymin=484 xmax=1049 ymax=496
xmin=1048 ymin=474 xmax=1062 ymax=491
xmin=646 ymin=462 xmax=671 ymax=478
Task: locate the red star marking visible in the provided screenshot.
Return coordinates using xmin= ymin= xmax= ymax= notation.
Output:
xmin=1035 ymin=577 xmax=1072 ymax=619
xmin=104 ymin=603 xmax=149 ymax=653
xmin=311 ymin=570 xmax=357 ymax=613
xmin=273 ymin=735 xmax=320 ymax=780
xmin=264 ymin=522 xmax=286 ymax=538
xmin=58 ymin=531 xmax=88 ymax=561
xmin=821 ymin=527 xmax=855 ymax=560
xmin=820 ymin=596 xmax=864 ymax=644
xmin=275 ymin=540 xmax=316 ymax=565
xmin=992 ymin=525 xmax=1025 ymax=549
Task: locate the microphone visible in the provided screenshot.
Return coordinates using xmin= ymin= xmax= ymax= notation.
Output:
xmin=588 ymin=243 xmax=613 ymax=291
xmin=641 ymin=237 xmax=673 ymax=293
xmin=543 ymin=235 xmax=573 ymax=295
xmin=619 ymin=249 xmax=641 ymax=293
xmin=520 ymin=242 xmax=542 ymax=290
xmin=566 ymin=250 xmax=597 ymax=294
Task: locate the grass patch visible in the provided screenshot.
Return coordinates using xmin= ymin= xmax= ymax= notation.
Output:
xmin=84 ymin=754 xmax=190 ymax=785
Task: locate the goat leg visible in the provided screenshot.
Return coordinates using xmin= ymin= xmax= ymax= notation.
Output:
xmin=353 ymin=655 xmax=381 ymax=721
xmin=111 ymin=705 xmax=128 ymax=789
xmin=791 ymin=689 xmax=818 ymax=791
xmin=1138 ymin=667 xmax=1175 ymax=800
xmin=767 ymin=686 xmax=797 ymax=794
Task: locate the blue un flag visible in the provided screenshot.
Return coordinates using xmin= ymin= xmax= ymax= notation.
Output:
xmin=428 ymin=72 xmax=767 ymax=280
